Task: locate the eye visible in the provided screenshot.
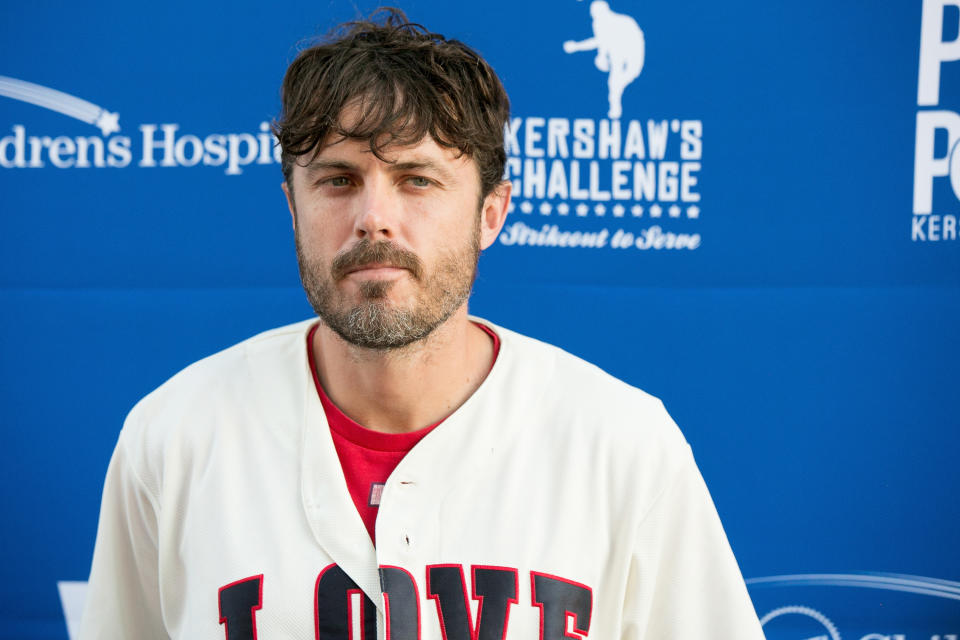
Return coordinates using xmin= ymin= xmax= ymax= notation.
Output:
xmin=406 ymin=176 xmax=433 ymax=188
xmin=324 ymin=176 xmax=352 ymax=187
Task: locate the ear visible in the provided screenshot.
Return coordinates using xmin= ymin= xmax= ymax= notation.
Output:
xmin=281 ymin=180 xmax=296 ymax=229
xmin=479 ymin=180 xmax=512 ymax=250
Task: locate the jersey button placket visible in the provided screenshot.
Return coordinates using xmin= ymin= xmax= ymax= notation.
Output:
xmin=400 ymin=530 xmax=414 ymax=549
xmin=378 ymin=478 xmax=416 ymax=561
xmin=396 ymin=479 xmax=416 ymax=553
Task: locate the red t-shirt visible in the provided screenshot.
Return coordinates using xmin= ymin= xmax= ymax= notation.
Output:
xmin=307 ymin=322 xmax=500 ymax=543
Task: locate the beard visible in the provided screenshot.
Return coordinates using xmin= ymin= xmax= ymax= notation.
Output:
xmin=296 ymin=228 xmax=481 ymax=351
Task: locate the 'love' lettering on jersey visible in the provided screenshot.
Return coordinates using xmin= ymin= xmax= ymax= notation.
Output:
xmin=217 ymin=564 xmax=593 ymax=639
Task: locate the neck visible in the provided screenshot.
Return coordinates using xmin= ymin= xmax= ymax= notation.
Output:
xmin=311 ymin=307 xmax=494 ymax=434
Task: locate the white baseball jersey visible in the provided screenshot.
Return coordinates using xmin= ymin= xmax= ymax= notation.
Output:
xmin=80 ymin=317 xmax=764 ymax=639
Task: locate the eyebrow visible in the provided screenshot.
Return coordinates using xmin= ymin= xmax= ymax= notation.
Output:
xmin=389 ymin=160 xmax=455 ymax=183
xmin=304 ymin=157 xmax=456 ymax=183
xmin=303 ymin=159 xmax=357 ymax=175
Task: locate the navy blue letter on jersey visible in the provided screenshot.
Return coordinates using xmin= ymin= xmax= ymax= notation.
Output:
xmin=427 ymin=565 xmax=518 ymax=640
xmin=379 ymin=566 xmax=421 ymax=639
xmin=218 ymin=575 xmax=263 ymax=640
xmin=315 ymin=564 xmax=377 ymax=640
xmin=531 ymin=572 xmax=592 ymax=639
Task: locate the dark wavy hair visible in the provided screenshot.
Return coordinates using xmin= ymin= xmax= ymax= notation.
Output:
xmin=274 ymin=8 xmax=511 ymax=197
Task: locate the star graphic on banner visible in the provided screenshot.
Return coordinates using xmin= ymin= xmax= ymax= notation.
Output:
xmin=507 ymin=201 xmax=515 ymax=213
xmin=576 ymin=203 xmax=589 ymax=216
xmin=687 ymin=205 xmax=700 ymax=219
xmin=631 ymin=204 xmax=643 ymax=217
xmin=539 ymin=202 xmax=552 ymax=215
xmin=669 ymin=205 xmax=681 ymax=218
xmin=649 ymin=204 xmax=662 ymax=217
xmin=594 ymin=204 xmax=606 ymax=216
xmin=94 ymin=111 xmax=120 ymax=136
xmin=612 ymin=204 xmax=625 ymax=217
xmin=557 ymin=202 xmax=570 ymax=215
xmin=520 ymin=201 xmax=533 ymax=214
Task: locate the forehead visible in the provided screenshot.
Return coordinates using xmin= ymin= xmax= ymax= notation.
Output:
xmin=315 ymin=134 xmax=468 ymax=167
xmin=317 ymin=100 xmax=473 ymax=168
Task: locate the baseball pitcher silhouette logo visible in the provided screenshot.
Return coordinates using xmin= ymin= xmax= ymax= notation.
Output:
xmin=563 ymin=1 xmax=645 ymax=119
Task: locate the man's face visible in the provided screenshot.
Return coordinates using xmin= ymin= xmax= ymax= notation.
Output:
xmin=284 ymin=130 xmax=506 ymax=350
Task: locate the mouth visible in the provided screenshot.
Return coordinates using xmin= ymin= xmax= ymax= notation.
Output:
xmin=344 ymin=263 xmax=409 ymax=278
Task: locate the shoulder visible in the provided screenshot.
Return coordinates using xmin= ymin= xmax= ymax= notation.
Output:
xmin=471 ymin=317 xmax=695 ymax=522
xmin=117 ymin=319 xmax=316 ymax=489
xmin=128 ymin=318 xmax=314 ymax=422
xmin=475 ymin=317 xmax=689 ymax=456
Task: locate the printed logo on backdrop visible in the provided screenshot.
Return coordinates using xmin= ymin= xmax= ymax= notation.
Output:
xmin=760 ymin=605 xmax=841 ymax=640
xmin=500 ymin=0 xmax=703 ymax=253
xmin=748 ymin=572 xmax=960 ymax=640
xmin=914 ymin=0 xmax=960 ymax=243
xmin=0 ymin=76 xmax=278 ymax=175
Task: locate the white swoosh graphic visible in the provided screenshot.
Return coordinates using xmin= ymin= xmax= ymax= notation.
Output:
xmin=758 ymin=605 xmax=842 ymax=640
xmin=0 ymin=75 xmax=119 ymax=135
xmin=746 ymin=572 xmax=960 ymax=601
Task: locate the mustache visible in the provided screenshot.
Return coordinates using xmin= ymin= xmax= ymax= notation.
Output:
xmin=331 ymin=240 xmax=424 ymax=281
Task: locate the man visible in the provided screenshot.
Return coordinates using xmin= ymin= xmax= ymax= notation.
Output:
xmin=81 ymin=9 xmax=764 ymax=639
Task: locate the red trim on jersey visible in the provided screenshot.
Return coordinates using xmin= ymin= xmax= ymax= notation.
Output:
xmin=347 ymin=588 xmax=366 ymax=640
xmin=307 ymin=322 xmax=501 ymax=544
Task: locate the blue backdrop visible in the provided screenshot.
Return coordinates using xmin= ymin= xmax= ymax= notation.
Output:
xmin=2 ymin=1 xmax=959 ymax=638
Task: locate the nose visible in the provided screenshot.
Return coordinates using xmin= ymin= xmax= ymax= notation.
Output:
xmin=353 ymin=177 xmax=399 ymax=241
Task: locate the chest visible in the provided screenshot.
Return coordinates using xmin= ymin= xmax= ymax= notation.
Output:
xmin=156 ymin=428 xmax=631 ymax=639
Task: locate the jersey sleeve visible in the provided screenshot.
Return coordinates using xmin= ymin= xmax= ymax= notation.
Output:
xmin=621 ymin=446 xmax=765 ymax=639
xmin=79 ymin=428 xmax=168 ymax=639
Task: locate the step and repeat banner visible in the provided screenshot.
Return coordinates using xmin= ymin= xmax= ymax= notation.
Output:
xmin=2 ymin=1 xmax=959 ymax=638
